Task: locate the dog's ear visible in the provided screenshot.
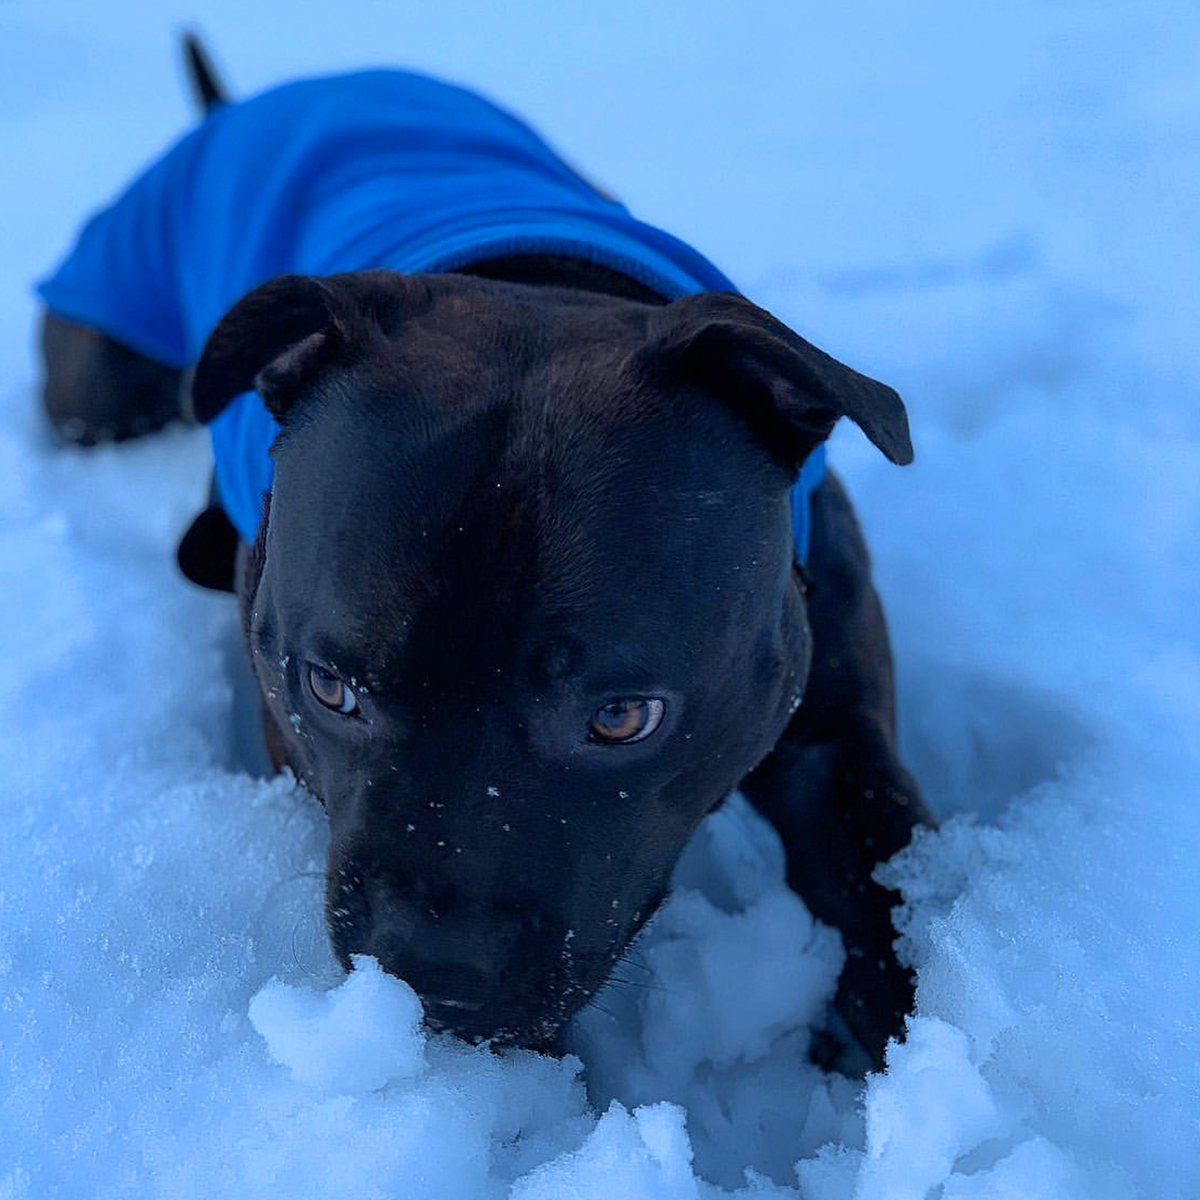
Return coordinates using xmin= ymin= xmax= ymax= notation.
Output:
xmin=642 ymin=292 xmax=913 ymax=469
xmin=190 ymin=275 xmax=342 ymax=423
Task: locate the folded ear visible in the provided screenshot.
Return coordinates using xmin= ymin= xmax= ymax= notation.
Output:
xmin=190 ymin=275 xmax=341 ymax=423
xmin=641 ymin=292 xmax=913 ymax=469
xmin=190 ymin=270 xmax=421 ymax=424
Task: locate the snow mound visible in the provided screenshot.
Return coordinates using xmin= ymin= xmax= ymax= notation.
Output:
xmin=249 ymin=955 xmax=426 ymax=1093
xmin=510 ymin=1103 xmax=700 ymax=1200
xmin=637 ymin=887 xmax=842 ymax=1071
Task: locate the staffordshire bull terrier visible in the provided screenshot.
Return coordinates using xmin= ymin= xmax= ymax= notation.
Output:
xmin=37 ymin=38 xmax=933 ymax=1068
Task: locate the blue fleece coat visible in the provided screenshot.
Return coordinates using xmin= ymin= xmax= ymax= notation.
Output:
xmin=38 ymin=69 xmax=824 ymax=556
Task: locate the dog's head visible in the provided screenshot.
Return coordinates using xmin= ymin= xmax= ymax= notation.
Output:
xmin=191 ymin=270 xmax=911 ymax=1048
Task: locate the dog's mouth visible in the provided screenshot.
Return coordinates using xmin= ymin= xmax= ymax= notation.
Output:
xmin=418 ymin=992 xmax=573 ymax=1051
xmin=333 ymin=942 xmax=588 ymax=1051
xmin=426 ymin=996 xmax=485 ymax=1013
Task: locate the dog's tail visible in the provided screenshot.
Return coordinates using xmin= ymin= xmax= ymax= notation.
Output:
xmin=181 ymin=30 xmax=229 ymax=114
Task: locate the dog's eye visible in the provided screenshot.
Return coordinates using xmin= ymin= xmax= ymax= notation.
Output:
xmin=589 ymin=698 xmax=665 ymax=745
xmin=307 ymin=665 xmax=359 ymax=715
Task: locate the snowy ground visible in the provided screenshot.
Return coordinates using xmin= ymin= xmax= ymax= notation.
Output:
xmin=3 ymin=2 xmax=1199 ymax=1197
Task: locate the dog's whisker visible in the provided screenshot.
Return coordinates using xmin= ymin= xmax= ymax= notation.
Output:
xmin=279 ymin=869 xmax=326 ymax=886
xmin=584 ymin=995 xmax=618 ymax=1022
xmin=606 ymin=975 xmax=669 ymax=995
xmin=612 ymin=951 xmax=655 ymax=976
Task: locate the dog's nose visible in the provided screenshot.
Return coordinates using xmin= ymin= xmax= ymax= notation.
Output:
xmin=328 ymin=873 xmax=573 ymax=1043
xmin=354 ymin=902 xmax=521 ymax=990
xmin=332 ymin=875 xmax=509 ymax=976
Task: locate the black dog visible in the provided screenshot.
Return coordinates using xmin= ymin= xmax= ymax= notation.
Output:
xmin=39 ymin=40 xmax=932 ymax=1068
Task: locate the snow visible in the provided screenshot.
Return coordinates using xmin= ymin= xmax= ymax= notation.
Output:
xmin=2 ymin=1 xmax=1198 ymax=1196
xmin=249 ymin=955 xmax=426 ymax=1092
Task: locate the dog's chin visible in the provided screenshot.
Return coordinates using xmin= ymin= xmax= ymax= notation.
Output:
xmin=421 ymin=1002 xmax=570 ymax=1054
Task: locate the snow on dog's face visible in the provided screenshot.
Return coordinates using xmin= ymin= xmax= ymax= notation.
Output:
xmin=191 ymin=270 xmax=910 ymax=1048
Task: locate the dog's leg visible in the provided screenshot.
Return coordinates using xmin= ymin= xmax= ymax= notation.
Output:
xmin=40 ymin=311 xmax=184 ymax=444
xmin=740 ymin=471 xmax=933 ymax=1071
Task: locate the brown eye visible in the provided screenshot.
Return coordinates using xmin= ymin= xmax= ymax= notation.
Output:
xmin=307 ymin=665 xmax=358 ymax=715
xmin=589 ymin=698 xmax=665 ymax=745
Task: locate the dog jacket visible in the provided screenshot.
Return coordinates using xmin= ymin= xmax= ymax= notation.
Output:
xmin=38 ymin=70 xmax=824 ymax=559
